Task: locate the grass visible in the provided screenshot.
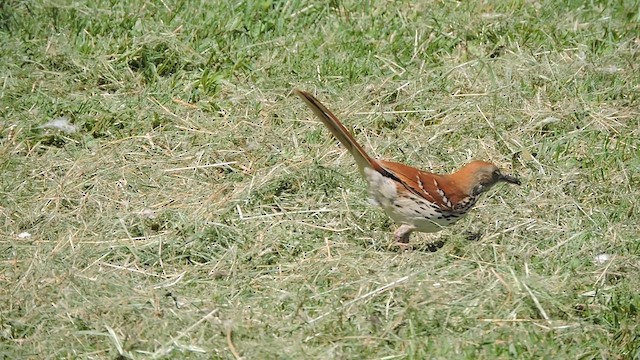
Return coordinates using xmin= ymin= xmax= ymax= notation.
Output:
xmin=1 ymin=0 xmax=639 ymax=358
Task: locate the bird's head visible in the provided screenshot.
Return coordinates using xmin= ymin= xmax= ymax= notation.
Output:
xmin=455 ymin=160 xmax=521 ymax=196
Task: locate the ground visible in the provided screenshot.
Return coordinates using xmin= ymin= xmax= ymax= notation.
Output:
xmin=1 ymin=1 xmax=639 ymax=359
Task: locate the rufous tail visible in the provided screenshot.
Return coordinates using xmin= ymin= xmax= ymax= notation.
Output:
xmin=294 ymin=89 xmax=383 ymax=174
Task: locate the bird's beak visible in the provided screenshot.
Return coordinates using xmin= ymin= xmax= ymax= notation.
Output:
xmin=500 ymin=173 xmax=521 ymax=186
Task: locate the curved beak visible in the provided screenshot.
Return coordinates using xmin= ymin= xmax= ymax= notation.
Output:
xmin=500 ymin=173 xmax=521 ymax=186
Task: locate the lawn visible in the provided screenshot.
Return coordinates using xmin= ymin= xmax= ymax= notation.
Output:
xmin=1 ymin=0 xmax=639 ymax=359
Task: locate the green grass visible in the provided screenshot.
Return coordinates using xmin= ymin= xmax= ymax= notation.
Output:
xmin=2 ymin=0 xmax=639 ymax=358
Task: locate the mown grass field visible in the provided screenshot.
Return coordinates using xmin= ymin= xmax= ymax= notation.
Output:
xmin=1 ymin=1 xmax=639 ymax=359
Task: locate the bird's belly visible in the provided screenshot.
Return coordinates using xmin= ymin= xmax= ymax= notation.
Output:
xmin=381 ymin=194 xmax=464 ymax=233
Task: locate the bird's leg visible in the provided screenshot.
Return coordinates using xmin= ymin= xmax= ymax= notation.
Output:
xmin=393 ymin=224 xmax=415 ymax=250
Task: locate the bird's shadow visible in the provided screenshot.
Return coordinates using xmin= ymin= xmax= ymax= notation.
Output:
xmin=384 ymin=231 xmax=483 ymax=253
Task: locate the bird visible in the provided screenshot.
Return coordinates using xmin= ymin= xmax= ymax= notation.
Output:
xmin=294 ymin=89 xmax=521 ymax=245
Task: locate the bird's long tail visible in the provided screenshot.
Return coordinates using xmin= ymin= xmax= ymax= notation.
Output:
xmin=294 ymin=89 xmax=384 ymax=174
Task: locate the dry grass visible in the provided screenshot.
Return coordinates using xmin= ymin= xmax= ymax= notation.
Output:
xmin=1 ymin=0 xmax=639 ymax=359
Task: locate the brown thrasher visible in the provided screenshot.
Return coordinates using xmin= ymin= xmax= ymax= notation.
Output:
xmin=294 ymin=89 xmax=521 ymax=244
